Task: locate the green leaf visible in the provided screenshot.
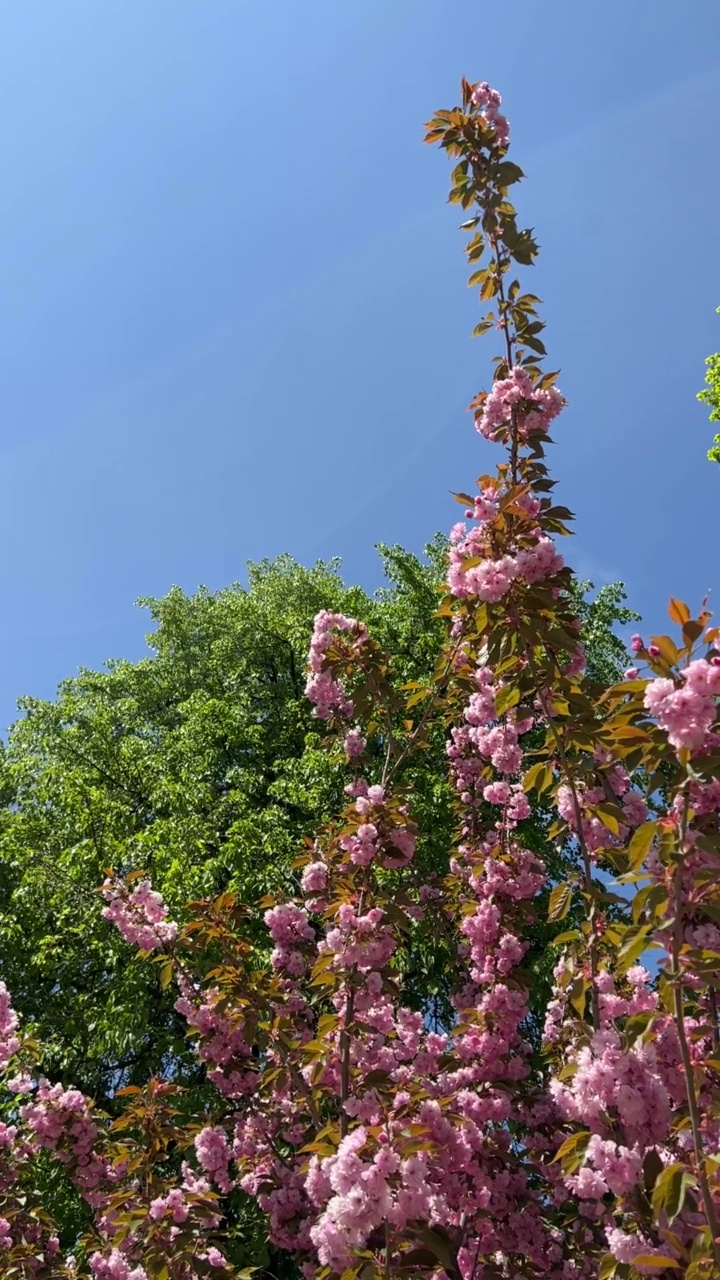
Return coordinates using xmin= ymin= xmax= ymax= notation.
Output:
xmin=495 ymin=685 xmax=521 ymax=717
xmin=624 ymin=1011 xmax=654 ymax=1047
xmin=593 ymin=802 xmax=623 ymax=836
xmin=417 ymin=1227 xmax=456 ymax=1272
xmin=548 ymin=883 xmax=573 ymax=922
xmin=651 ymin=1162 xmax=696 ymax=1223
xmin=551 ymin=929 xmax=581 ymax=946
xmin=682 ymin=620 xmax=705 ymax=646
xmin=523 ymin=759 xmax=554 ymax=794
xmin=617 ymin=925 xmax=651 ymax=972
xmin=649 ymin=634 xmax=680 ymax=666
xmin=495 ymin=160 xmax=525 ymax=186
xmin=643 ymin=1146 xmax=664 ymax=1192
xmin=397 ymin=1250 xmax=439 ymax=1270
xmin=627 ymin=821 xmax=657 ymax=871
xmin=551 ymin=1129 xmax=591 ymax=1173
xmin=519 ymin=333 xmax=547 ymax=355
xmin=568 ymin=975 xmax=588 ymax=1017
xmin=598 ymin=1256 xmax=618 ymax=1280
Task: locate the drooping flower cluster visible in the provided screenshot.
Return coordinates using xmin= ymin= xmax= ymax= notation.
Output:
xmin=174 ymin=971 xmax=258 ymax=1099
xmin=643 ymin=655 xmax=720 ymax=749
xmin=470 ymin=81 xmax=510 ymax=147
xmin=0 ymin=1013 xmax=233 ymax=1276
xmin=265 ymin=901 xmax=316 ymax=975
xmin=555 ymin=757 xmax=648 ymax=855
xmin=0 ymin=982 xmax=20 ymax=1071
xmin=19 ymin=1079 xmax=117 ymax=1208
xmin=89 ymin=1249 xmax=148 ymax=1280
xmin=446 ymin=661 xmax=534 ymax=830
xmin=305 ymin=610 xmax=368 ymax=720
xmin=101 ymin=877 xmax=178 ymax=951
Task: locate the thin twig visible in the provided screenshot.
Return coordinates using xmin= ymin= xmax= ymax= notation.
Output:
xmin=671 ymin=794 xmax=720 ymax=1265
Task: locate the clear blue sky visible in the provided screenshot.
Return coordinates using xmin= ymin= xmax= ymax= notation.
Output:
xmin=2 ymin=1 xmax=719 ymax=731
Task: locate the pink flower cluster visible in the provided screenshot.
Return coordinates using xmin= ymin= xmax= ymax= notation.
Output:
xmin=461 ymin=898 xmax=527 ymax=982
xmin=444 ymin=665 xmax=541 ymax=860
xmin=674 ymin=775 xmax=720 ymax=817
xmin=300 ymin=859 xmax=329 ymax=895
xmin=265 ymin=902 xmax=316 ymax=976
xmin=594 ymin=965 xmax=657 ymax=1022
xmin=516 ymin=535 xmax=565 ymax=584
xmin=475 ymin=366 xmax=563 ymax=442
xmin=10 ymin=1085 xmax=238 ymax=1280
xmin=470 ymin=81 xmax=510 ymax=148
xmin=482 ymin=779 xmax=531 ymax=826
xmin=321 ymin=904 xmax=396 ymax=973
xmin=556 ymin=761 xmax=648 ymax=853
xmin=90 ymin=1250 xmax=148 ymax=1280
xmin=305 ymin=611 xmax=368 ymax=720
xmin=343 ymin=727 xmax=366 ymax=758
xmin=447 ymin=528 xmax=564 ymax=602
xmin=148 ymin=1187 xmax=189 ymax=1223
xmin=307 ymin=1126 xmax=447 ymax=1273
xmin=644 ymin=656 xmax=720 ymax=750
xmin=195 ymin=1125 xmax=234 ymax=1195
xmin=19 ymin=1079 xmax=113 ymax=1204
xmin=605 ymin=1227 xmax=678 ymax=1275
xmin=101 ymin=878 xmax=178 ymax=952
xmin=242 ymin=1160 xmax=311 ymax=1254
xmin=453 ymin=552 xmax=518 ymax=603
xmin=446 ymin=473 xmax=566 ymax=608
xmin=548 ymin=936 xmax=720 ymax=1256
xmin=551 ymin=1019 xmax=672 ymax=1181
xmin=0 ymin=981 xmax=20 ymax=1070
xmin=216 ymin=790 xmax=554 ymax=1274
xmin=447 ymin=664 xmax=534 ymax=815
xmin=335 ymin=782 xmax=416 ymax=871
xmin=174 ymin=973 xmax=257 ymax=1099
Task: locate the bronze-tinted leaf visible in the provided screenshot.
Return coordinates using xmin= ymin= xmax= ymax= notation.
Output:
xmin=668 ymin=598 xmax=691 ymax=625
xmin=650 ymin=634 xmax=680 ymax=666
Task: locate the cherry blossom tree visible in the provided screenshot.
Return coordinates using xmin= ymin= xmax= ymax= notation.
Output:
xmin=2 ymin=76 xmax=720 ymax=1280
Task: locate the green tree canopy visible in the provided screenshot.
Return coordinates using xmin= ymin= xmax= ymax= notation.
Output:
xmin=0 ymin=542 xmax=635 ymax=1111
xmin=698 ymin=305 xmax=720 ymax=463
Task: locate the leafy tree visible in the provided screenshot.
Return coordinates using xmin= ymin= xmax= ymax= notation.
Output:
xmin=0 ymin=547 xmax=632 ymax=1110
xmin=698 ymin=305 xmax=720 ymax=463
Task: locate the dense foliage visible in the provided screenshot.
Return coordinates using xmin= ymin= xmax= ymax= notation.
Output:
xmin=697 ymin=307 xmax=720 ymax=463
xmin=0 ymin=549 xmax=631 ymax=1106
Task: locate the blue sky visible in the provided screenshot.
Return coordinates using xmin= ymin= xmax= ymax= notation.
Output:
xmin=2 ymin=1 xmax=719 ymax=730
